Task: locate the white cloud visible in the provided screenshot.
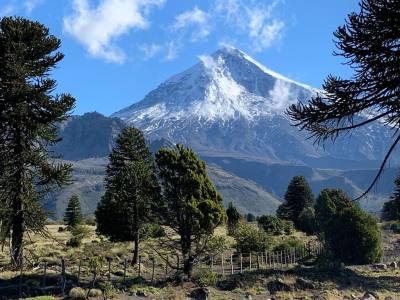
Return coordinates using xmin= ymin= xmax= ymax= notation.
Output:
xmin=215 ymin=0 xmax=285 ymax=51
xmin=172 ymin=6 xmax=211 ymax=42
xmin=24 ymin=0 xmax=43 ymax=13
xmin=138 ymin=43 xmax=162 ymax=59
xmin=63 ymin=0 xmax=165 ymax=63
xmin=165 ymin=41 xmax=180 ymax=61
xmin=268 ymin=79 xmax=295 ymax=111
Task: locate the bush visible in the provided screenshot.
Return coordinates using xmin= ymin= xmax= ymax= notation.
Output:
xmin=85 ymin=217 xmax=96 ymax=226
xmin=69 ymin=287 xmax=86 ymax=299
xmin=207 ymin=235 xmax=229 ymax=255
xmin=88 ymin=288 xmax=103 ymax=297
xmin=99 ymin=281 xmax=117 ymax=299
xmin=142 ymin=223 xmax=166 ymax=238
xmin=273 ymin=237 xmax=304 ymax=253
xmin=58 ymin=226 xmax=65 ymax=232
xmin=66 ymin=236 xmax=82 ymax=248
xmin=257 ymin=215 xmax=293 ymax=235
xmin=297 ymin=207 xmax=317 ymax=234
xmin=315 ymin=189 xmax=382 ymax=265
xmin=194 ymin=271 xmax=218 ymax=287
xmin=390 ymin=222 xmax=400 ymax=233
xmin=234 ymin=223 xmax=270 ymax=253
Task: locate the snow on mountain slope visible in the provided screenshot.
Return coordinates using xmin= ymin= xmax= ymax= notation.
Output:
xmin=113 ymin=47 xmax=398 ymax=166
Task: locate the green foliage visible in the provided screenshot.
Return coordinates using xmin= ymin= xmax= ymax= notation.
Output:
xmin=226 ymin=202 xmax=241 ymax=235
xmin=69 ymin=287 xmax=86 ymax=299
xmin=234 ymin=222 xmax=270 ymax=254
xmin=273 ymin=237 xmax=304 ymax=253
xmin=67 ymin=236 xmax=82 ymax=248
xmin=99 ymin=281 xmax=117 ymax=299
xmin=246 ymin=213 xmax=256 ymax=223
xmin=389 ymin=222 xmax=400 ymax=234
xmin=315 ymin=188 xmax=382 ymax=265
xmin=64 ymin=195 xmax=82 ymax=228
xmin=155 ymin=144 xmax=226 ymax=277
xmin=142 ymin=223 xmax=166 ymax=238
xmin=297 ymin=207 xmax=317 ymax=234
xmin=382 ymin=176 xmax=400 ymax=221
xmin=194 ymin=270 xmax=218 ymax=287
xmin=96 ymin=127 xmax=159 ymax=264
xmin=25 ymin=297 xmax=57 ymax=300
xmin=207 ymin=235 xmax=229 ymax=255
xmin=277 ymin=176 xmax=315 ymax=231
xmin=66 ymin=224 xmax=90 ymax=248
xmin=0 ymin=16 xmax=75 ymax=264
xmin=257 ymin=215 xmax=293 ymax=235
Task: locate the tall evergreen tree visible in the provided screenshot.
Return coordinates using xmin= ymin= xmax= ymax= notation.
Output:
xmin=287 ymin=0 xmax=400 ymax=198
xmin=95 ymin=127 xmax=158 ymax=265
xmin=277 ymin=176 xmax=314 ymax=229
xmin=155 ymin=145 xmax=226 ymax=278
xmin=381 ymin=177 xmax=400 ymax=221
xmin=226 ymin=202 xmax=240 ymax=235
xmin=0 ymin=17 xmax=75 ymax=265
xmin=64 ymin=195 xmax=82 ymax=228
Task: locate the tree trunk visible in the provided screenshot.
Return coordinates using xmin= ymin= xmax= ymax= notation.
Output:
xmin=132 ymin=232 xmax=139 ymax=266
xmin=181 ymin=232 xmax=193 ymax=279
xmin=11 ymin=195 xmax=24 ymax=266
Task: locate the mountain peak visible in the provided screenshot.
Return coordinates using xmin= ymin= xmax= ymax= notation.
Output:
xmin=113 ymin=48 xmax=316 ymax=124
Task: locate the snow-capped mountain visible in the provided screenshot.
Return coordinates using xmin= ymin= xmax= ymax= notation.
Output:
xmin=113 ymin=47 xmax=398 ymax=167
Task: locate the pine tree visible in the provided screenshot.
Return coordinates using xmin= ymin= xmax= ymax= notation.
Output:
xmin=277 ymin=176 xmax=314 ymax=229
xmin=95 ymin=127 xmax=159 ymax=265
xmin=381 ymin=177 xmax=400 ymax=221
xmin=155 ymin=144 xmax=226 ymax=278
xmin=226 ymin=202 xmax=240 ymax=235
xmin=0 ymin=17 xmax=75 ymax=265
xmin=287 ymin=0 xmax=400 ymax=197
xmin=64 ymin=195 xmax=82 ymax=228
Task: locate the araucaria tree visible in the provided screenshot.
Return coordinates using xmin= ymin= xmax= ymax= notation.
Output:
xmin=0 ymin=17 xmax=75 ymax=265
xmin=95 ymin=127 xmax=158 ymax=265
xmin=287 ymin=0 xmax=400 ymax=197
xmin=155 ymin=145 xmax=226 ymax=278
xmin=226 ymin=202 xmax=241 ymax=235
xmin=381 ymin=177 xmax=400 ymax=221
xmin=277 ymin=176 xmax=314 ymax=230
xmin=64 ymin=195 xmax=83 ymax=228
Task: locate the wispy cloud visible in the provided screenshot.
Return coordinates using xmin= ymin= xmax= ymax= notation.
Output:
xmin=0 ymin=0 xmax=44 ymax=16
xmin=138 ymin=43 xmax=162 ymax=60
xmin=63 ymin=0 xmax=165 ymax=63
xmin=172 ymin=6 xmax=211 ymax=42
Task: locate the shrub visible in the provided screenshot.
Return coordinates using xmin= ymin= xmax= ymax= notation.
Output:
xmin=99 ymin=281 xmax=117 ymax=299
xmin=85 ymin=217 xmax=97 ymax=226
xmin=69 ymin=287 xmax=86 ymax=299
xmin=194 ymin=271 xmax=218 ymax=287
xmin=58 ymin=226 xmax=65 ymax=232
xmin=207 ymin=235 xmax=229 ymax=255
xmin=297 ymin=207 xmax=317 ymax=234
xmin=234 ymin=223 xmax=270 ymax=253
xmin=88 ymin=288 xmax=103 ymax=297
xmin=257 ymin=215 xmax=293 ymax=235
xmin=273 ymin=237 xmax=304 ymax=252
xmin=315 ymin=189 xmax=382 ymax=265
xmin=390 ymin=222 xmax=400 ymax=234
xmin=66 ymin=236 xmax=82 ymax=248
xmin=142 ymin=223 xmax=166 ymax=238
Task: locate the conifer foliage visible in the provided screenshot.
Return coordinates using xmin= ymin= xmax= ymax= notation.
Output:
xmin=0 ymin=17 xmax=75 ymax=265
xmin=382 ymin=177 xmax=400 ymax=221
xmin=95 ymin=127 xmax=159 ymax=265
xmin=277 ymin=176 xmax=315 ymax=230
xmin=226 ymin=202 xmax=241 ymax=235
xmin=64 ymin=195 xmax=83 ymax=228
xmin=288 ymin=0 xmax=400 ymax=197
xmin=155 ymin=144 xmax=226 ymax=278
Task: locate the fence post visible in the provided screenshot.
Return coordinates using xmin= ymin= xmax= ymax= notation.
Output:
xmin=257 ymin=254 xmax=260 ymax=270
xmin=177 ymin=254 xmax=180 ymax=270
xmin=151 ymin=257 xmax=155 ymax=284
xmin=249 ymin=253 xmax=252 ymax=271
xmin=240 ymin=254 xmax=243 ymax=273
xmin=261 ymin=252 xmax=264 ymax=269
xmin=42 ymin=261 xmax=47 ymax=287
xmin=211 ymin=255 xmax=214 ymax=273
xmin=77 ymin=259 xmax=81 ymax=286
xmin=221 ymin=254 xmax=225 ymax=276
xmin=230 ymin=254 xmax=234 ymax=275
xmin=138 ymin=255 xmax=141 ymax=277
xmin=108 ymin=258 xmax=112 ymax=281
xmin=61 ymin=258 xmax=66 ymax=297
xmin=123 ymin=258 xmax=127 ymax=285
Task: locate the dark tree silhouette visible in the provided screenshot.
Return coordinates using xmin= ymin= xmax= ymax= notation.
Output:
xmin=287 ymin=0 xmax=400 ymax=199
xmin=0 ymin=17 xmax=75 ymax=265
xmin=226 ymin=202 xmax=241 ymax=235
xmin=382 ymin=177 xmax=400 ymax=221
xmin=64 ymin=195 xmax=83 ymax=228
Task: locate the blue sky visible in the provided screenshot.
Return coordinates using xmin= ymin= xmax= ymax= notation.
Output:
xmin=0 ymin=0 xmax=359 ymax=116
